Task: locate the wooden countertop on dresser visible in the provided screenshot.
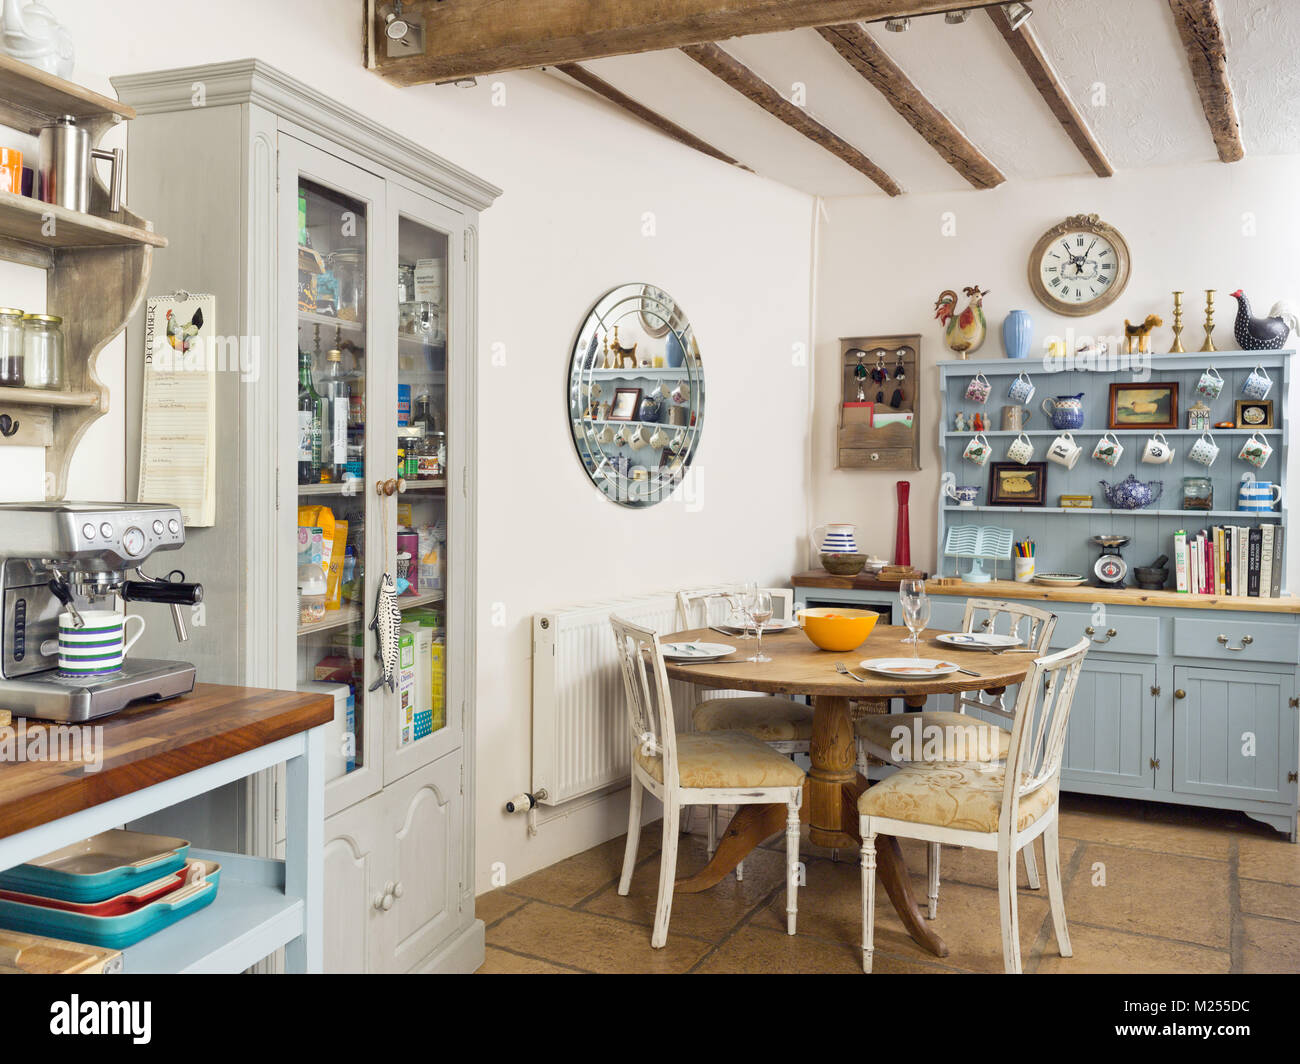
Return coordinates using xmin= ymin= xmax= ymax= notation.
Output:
xmin=926 ymin=579 xmax=1300 ymax=614
xmin=0 ymin=684 xmax=334 ymax=840
xmin=792 ymin=570 xmax=1300 ymax=613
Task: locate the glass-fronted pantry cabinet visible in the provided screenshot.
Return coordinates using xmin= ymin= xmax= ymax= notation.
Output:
xmin=117 ymin=61 xmax=499 ymax=974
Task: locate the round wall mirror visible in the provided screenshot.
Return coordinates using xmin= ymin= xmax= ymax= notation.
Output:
xmin=567 ymin=284 xmax=705 ymax=508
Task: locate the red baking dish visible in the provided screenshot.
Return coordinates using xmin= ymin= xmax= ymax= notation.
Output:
xmin=0 ymin=860 xmax=198 ymax=917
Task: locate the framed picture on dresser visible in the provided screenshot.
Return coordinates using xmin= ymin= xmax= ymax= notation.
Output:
xmin=988 ymin=461 xmax=1048 ymax=506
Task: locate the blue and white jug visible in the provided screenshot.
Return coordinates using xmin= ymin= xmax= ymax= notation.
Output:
xmin=1238 ymin=473 xmax=1282 ymax=512
xmin=814 ymin=523 xmax=859 ymax=554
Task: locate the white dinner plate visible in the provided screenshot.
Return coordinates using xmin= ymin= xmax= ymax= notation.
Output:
xmin=662 ymin=642 xmax=737 ymax=662
xmin=860 ymin=657 xmax=960 ymax=679
xmin=935 ymin=632 xmax=1023 ymax=649
xmin=713 ymin=619 xmax=797 ymax=635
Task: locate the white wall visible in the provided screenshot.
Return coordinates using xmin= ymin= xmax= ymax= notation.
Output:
xmin=813 ymin=155 xmax=1300 ymax=576
xmin=4 ymin=0 xmax=815 ymax=891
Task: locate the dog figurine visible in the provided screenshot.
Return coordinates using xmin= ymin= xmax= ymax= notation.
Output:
xmin=1124 ymin=314 xmax=1163 ymax=354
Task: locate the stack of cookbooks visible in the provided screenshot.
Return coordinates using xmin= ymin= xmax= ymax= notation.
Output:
xmin=1173 ymin=525 xmax=1285 ymax=597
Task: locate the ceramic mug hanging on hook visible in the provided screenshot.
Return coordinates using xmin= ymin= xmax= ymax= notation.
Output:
xmin=1238 ymin=432 xmax=1273 ymax=468
xmin=1243 ymin=364 xmax=1273 ymax=400
xmin=1188 ymin=430 xmax=1220 ymax=467
xmin=1007 ymin=372 xmax=1035 ymax=405
xmin=963 ymin=433 xmax=991 ymax=466
xmin=964 ymin=373 xmax=991 ymax=404
xmin=1006 ymin=433 xmax=1035 ymax=465
xmin=1141 ymin=432 xmax=1175 ymax=464
xmin=1195 ymin=366 xmax=1224 ymax=400
xmin=1092 ymin=432 xmax=1124 ymax=467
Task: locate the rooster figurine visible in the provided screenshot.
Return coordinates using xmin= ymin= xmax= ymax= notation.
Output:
xmin=1229 ymin=290 xmax=1298 ymax=351
xmin=935 ymin=286 xmax=989 ymax=357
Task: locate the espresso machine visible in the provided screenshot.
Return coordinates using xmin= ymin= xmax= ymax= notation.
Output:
xmin=0 ymin=502 xmax=203 ymax=722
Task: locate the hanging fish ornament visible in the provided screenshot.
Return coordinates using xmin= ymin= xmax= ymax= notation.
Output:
xmin=367 ymin=572 xmax=402 ymax=692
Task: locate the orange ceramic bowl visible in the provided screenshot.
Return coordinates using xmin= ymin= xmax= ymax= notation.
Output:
xmin=797 ymin=607 xmax=880 ymax=652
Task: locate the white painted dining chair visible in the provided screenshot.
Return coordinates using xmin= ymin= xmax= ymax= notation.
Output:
xmin=611 ymin=614 xmax=805 ymax=948
xmin=676 ymin=586 xmax=811 ymax=874
xmin=854 ymin=599 xmax=1058 ymax=917
xmin=858 ymin=637 xmax=1089 ymax=974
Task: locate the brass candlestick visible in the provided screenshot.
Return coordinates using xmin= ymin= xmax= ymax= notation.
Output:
xmin=1168 ymin=291 xmax=1185 ymax=353
xmin=1200 ymin=289 xmax=1216 ymax=352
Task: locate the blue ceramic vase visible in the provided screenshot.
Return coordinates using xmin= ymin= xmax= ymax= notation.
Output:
xmin=665 ymin=330 xmax=687 ymax=368
xmin=1002 ymin=310 xmax=1032 ymax=360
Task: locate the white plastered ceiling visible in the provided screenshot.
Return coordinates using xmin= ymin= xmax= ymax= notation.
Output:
xmin=549 ymin=0 xmax=1300 ymax=196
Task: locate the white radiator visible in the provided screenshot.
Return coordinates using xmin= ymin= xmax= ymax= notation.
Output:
xmin=532 ymin=594 xmax=726 ymax=805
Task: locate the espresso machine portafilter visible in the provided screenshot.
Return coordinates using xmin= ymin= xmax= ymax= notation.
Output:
xmin=0 ymin=502 xmax=202 ymax=722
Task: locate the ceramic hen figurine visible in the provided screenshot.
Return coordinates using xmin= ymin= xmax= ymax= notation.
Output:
xmin=1229 ymin=290 xmax=1298 ymax=351
xmin=935 ymin=286 xmax=989 ymax=356
xmin=0 ymin=0 xmax=74 ymax=78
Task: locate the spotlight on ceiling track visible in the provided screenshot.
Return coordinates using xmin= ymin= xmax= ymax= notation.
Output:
xmin=383 ymin=0 xmax=410 ymax=41
xmin=944 ymin=9 xmax=972 ymax=24
xmin=884 ymin=17 xmax=911 ymax=32
xmin=1002 ymin=2 xmax=1033 ymax=31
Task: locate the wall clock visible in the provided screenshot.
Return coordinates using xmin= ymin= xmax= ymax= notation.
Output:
xmin=638 ymin=284 xmax=676 ymax=338
xmin=1028 ymin=214 xmax=1130 ymax=317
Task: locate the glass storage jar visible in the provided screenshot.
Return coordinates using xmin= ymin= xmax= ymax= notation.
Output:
xmin=0 ymin=307 xmax=24 ymax=386
xmin=22 ymin=313 xmax=64 ymax=390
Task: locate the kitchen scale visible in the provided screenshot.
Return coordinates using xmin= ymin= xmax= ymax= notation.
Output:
xmin=1092 ymin=534 xmax=1130 ymax=587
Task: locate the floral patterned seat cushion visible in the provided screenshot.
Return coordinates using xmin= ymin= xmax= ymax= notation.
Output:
xmin=691 ymin=696 xmax=813 ymax=742
xmin=635 ymin=730 xmax=807 ymax=789
xmin=858 ymin=762 xmax=1056 ymax=833
xmin=856 ymin=711 xmax=1010 ymax=763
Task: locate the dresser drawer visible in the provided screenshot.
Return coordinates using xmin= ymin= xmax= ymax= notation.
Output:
xmin=1050 ymin=610 xmax=1160 ymax=656
xmin=1173 ymin=617 xmax=1299 ymax=664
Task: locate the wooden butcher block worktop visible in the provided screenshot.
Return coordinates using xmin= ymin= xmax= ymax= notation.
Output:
xmin=0 ymin=684 xmax=333 ymax=840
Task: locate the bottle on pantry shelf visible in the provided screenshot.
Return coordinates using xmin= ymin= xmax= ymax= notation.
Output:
xmin=0 ymin=307 xmax=24 ymax=387
xmin=297 ymin=343 xmax=323 ymax=484
xmin=318 ymin=347 xmax=355 ymax=483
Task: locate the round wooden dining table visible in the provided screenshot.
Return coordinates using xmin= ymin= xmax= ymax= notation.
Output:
xmin=663 ymin=623 xmax=1032 ymax=958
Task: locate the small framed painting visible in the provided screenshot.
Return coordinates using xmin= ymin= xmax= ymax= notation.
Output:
xmin=1108 ymin=382 xmax=1178 ymax=429
xmin=1235 ymin=399 xmax=1274 ymax=429
xmin=989 ymin=462 xmax=1047 ymax=506
xmin=608 ymin=387 xmax=643 ymax=422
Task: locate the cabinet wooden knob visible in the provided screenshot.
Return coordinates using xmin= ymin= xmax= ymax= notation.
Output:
xmin=1174 ymin=689 xmax=1186 ymax=700
xmin=393 ymin=881 xmax=404 ymax=899
xmin=376 ymin=478 xmax=400 ymax=496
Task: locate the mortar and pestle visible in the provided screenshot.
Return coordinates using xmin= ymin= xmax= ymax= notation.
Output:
xmin=1134 ymin=554 xmax=1170 ymax=591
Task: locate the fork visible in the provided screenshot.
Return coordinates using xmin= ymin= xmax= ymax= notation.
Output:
xmin=835 ymin=662 xmax=867 ymax=683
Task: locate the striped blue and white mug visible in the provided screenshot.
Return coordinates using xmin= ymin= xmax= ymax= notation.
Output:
xmin=58 ymin=610 xmax=146 ymax=678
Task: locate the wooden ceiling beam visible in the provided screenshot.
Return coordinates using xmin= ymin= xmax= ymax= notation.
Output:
xmin=681 ymin=42 xmax=903 ymax=195
xmin=367 ymin=0 xmax=1016 ymax=85
xmin=554 ymin=63 xmax=752 ymax=171
xmin=1167 ymin=0 xmax=1243 ymax=163
xmin=986 ymin=4 xmax=1114 ymax=178
xmin=816 ymin=23 xmax=1004 ymax=190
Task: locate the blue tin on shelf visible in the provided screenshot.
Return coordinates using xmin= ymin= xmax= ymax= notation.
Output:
xmin=1002 ymin=310 xmax=1032 ymax=359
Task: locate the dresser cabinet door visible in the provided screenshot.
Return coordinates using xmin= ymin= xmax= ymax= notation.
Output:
xmin=1061 ymin=660 xmax=1158 ymax=793
xmin=323 ymin=794 xmax=392 ymax=974
xmin=382 ymin=752 xmax=464 ymax=972
xmin=1172 ymin=666 xmax=1298 ymax=806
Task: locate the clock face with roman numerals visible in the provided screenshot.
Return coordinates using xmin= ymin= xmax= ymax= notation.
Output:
xmin=1028 ymin=215 xmax=1130 ymax=317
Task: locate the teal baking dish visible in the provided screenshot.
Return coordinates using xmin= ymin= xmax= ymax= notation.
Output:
xmin=0 ymin=860 xmax=221 ymax=950
xmin=0 ymin=830 xmax=189 ymax=903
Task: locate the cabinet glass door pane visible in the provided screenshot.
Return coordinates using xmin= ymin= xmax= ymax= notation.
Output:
xmin=296 ymin=177 xmax=370 ymax=786
xmin=395 ymin=215 xmax=449 ymax=751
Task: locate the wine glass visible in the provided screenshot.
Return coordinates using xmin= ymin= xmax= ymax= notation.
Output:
xmin=899 ymin=579 xmax=929 ymax=658
xmin=748 ymin=590 xmax=773 ymax=663
xmin=732 ymin=581 xmax=758 ymax=640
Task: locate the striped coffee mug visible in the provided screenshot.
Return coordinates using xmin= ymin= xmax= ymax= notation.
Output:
xmin=58 ymin=610 xmax=146 ymax=677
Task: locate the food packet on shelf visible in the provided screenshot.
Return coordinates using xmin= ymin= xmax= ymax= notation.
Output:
xmin=298 ymin=505 xmax=347 ymax=610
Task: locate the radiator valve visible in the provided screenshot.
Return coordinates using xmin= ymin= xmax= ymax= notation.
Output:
xmin=505 ymin=789 xmax=547 ymax=814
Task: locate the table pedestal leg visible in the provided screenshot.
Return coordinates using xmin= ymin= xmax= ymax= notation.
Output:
xmin=675 ymin=803 xmax=786 ymax=894
xmin=808 ymin=695 xmax=857 ymax=848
